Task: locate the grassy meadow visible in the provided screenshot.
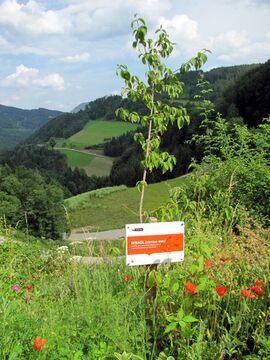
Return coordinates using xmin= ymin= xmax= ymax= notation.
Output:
xmin=58 ymin=148 xmax=114 ymax=176
xmin=65 ymin=176 xmax=189 ymax=231
xmin=59 ymin=149 xmax=95 ymax=167
xmin=1 ymin=204 xmax=269 ymax=359
xmin=56 ymin=120 xmax=138 ymax=149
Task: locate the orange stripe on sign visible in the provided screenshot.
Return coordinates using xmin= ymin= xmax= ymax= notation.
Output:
xmin=127 ymin=233 xmax=184 ymax=255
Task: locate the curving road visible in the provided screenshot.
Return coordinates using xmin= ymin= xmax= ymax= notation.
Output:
xmin=68 ymin=228 xmax=125 ymax=241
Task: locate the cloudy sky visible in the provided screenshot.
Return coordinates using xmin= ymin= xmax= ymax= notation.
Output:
xmin=0 ymin=0 xmax=269 ymax=111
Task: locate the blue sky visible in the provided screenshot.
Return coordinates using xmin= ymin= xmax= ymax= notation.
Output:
xmin=0 ymin=0 xmax=269 ymax=111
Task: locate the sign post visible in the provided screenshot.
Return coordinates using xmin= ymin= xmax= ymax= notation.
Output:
xmin=125 ymin=220 xmax=185 ymax=333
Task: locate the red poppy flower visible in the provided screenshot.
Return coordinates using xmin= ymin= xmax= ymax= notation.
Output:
xmin=241 ymin=289 xmax=256 ymax=299
xmin=219 ymin=257 xmax=227 ymax=262
xmin=254 ymin=280 xmax=263 ymax=287
xmin=251 ymin=286 xmax=265 ymax=297
xmin=205 ymin=259 xmax=214 ymax=267
xmin=34 ymin=338 xmax=46 ymax=350
xmin=185 ymin=282 xmax=197 ymax=295
xmin=25 ymin=284 xmax=33 ymax=291
xmin=215 ymin=285 xmax=227 ymax=297
xmin=122 ymin=274 xmax=130 ymax=282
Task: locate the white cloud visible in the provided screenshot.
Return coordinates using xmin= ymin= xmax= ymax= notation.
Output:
xmin=3 ymin=64 xmax=65 ymax=90
xmin=0 ymin=0 xmax=171 ymax=39
xmin=218 ymin=41 xmax=270 ymax=63
xmin=0 ymin=0 xmax=70 ymax=35
xmin=33 ymin=73 xmax=65 ymax=90
xmin=5 ymin=64 xmax=39 ymax=86
xmin=210 ymin=30 xmax=249 ymax=51
xmin=159 ymin=15 xmax=198 ymax=42
xmin=60 ymin=52 xmax=90 ymax=63
xmin=208 ymin=30 xmax=270 ymax=63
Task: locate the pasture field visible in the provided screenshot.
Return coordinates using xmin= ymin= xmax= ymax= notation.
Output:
xmin=58 ymin=148 xmax=114 ymax=176
xmin=65 ymin=176 xmax=189 ymax=231
xmin=58 ymin=149 xmax=95 ymax=168
xmin=56 ymin=120 xmax=138 ymax=149
xmin=83 ymin=155 xmax=114 ymax=176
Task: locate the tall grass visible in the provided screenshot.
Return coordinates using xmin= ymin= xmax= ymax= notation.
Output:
xmin=0 ymin=214 xmax=269 ymax=359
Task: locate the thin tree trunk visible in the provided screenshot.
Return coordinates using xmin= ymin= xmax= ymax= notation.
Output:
xmin=139 ymin=85 xmax=155 ymax=223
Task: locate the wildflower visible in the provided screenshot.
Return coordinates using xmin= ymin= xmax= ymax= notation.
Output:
xmin=12 ymin=284 xmax=21 ymax=291
xmin=241 ymin=289 xmax=256 ymax=298
xmin=25 ymin=284 xmax=33 ymax=291
xmin=251 ymin=286 xmax=265 ymax=297
xmin=219 ymin=257 xmax=227 ymax=262
xmin=122 ymin=274 xmax=130 ymax=282
xmin=57 ymin=246 xmax=69 ymax=253
xmin=254 ymin=280 xmax=263 ymax=287
xmin=34 ymin=338 xmax=46 ymax=350
xmin=185 ymin=282 xmax=197 ymax=295
xmin=205 ymin=259 xmax=214 ymax=267
xmin=215 ymin=285 xmax=227 ymax=297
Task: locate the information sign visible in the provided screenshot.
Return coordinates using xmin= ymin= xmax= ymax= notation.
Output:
xmin=126 ymin=221 xmax=184 ymax=266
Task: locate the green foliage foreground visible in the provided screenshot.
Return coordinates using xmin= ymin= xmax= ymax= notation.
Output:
xmin=1 ymin=115 xmax=268 ymax=358
xmin=1 ymin=116 xmax=269 ymax=357
xmin=0 ymin=206 xmax=269 ymax=359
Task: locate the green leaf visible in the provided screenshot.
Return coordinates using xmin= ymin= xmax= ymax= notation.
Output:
xmin=182 ymin=315 xmax=199 ymax=323
xmin=172 ymin=282 xmax=179 ymax=292
xmin=194 ymin=302 xmax=205 ymax=308
xmin=164 ymin=322 xmax=178 ymax=333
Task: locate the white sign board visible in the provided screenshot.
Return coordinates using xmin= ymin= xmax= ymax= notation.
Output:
xmin=126 ymin=221 xmax=184 ymax=266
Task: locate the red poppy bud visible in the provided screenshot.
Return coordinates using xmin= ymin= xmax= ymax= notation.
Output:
xmin=215 ymin=285 xmax=227 ymax=297
xmin=122 ymin=274 xmax=130 ymax=282
xmin=34 ymin=338 xmax=46 ymax=350
xmin=205 ymin=259 xmax=214 ymax=267
xmin=185 ymin=282 xmax=197 ymax=295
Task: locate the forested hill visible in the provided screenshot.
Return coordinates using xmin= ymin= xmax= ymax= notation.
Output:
xmin=24 ymin=63 xmax=256 ymax=146
xmin=0 ymin=105 xmax=62 ymax=149
xmin=24 ymin=96 xmax=133 ymax=144
xmin=216 ymin=59 xmax=270 ymax=126
xmin=179 ymin=63 xmax=258 ymax=102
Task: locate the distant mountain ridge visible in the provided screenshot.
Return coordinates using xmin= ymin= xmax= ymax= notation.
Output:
xmin=71 ymin=102 xmax=88 ymax=113
xmin=0 ymin=105 xmax=62 ymax=149
xmin=24 ymin=62 xmax=265 ymax=148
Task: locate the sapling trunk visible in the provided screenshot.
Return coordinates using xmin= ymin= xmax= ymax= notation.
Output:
xmin=139 ymin=85 xmax=154 ymax=223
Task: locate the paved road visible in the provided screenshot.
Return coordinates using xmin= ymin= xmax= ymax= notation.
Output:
xmin=68 ymin=228 xmax=125 ymax=241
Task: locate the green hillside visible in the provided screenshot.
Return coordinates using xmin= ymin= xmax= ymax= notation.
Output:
xmin=58 ymin=148 xmax=114 ymax=176
xmin=65 ymin=175 xmax=189 ymax=231
xmin=58 ymin=149 xmax=95 ymax=167
xmin=216 ymin=59 xmax=270 ymax=126
xmin=24 ymin=64 xmax=256 ymax=147
xmin=54 ymin=119 xmax=136 ymax=176
xmin=0 ymin=105 xmax=62 ymax=149
xmin=57 ymin=120 xmax=138 ymax=149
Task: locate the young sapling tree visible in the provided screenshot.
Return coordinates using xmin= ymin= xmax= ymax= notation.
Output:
xmin=116 ymin=15 xmax=208 ymax=223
